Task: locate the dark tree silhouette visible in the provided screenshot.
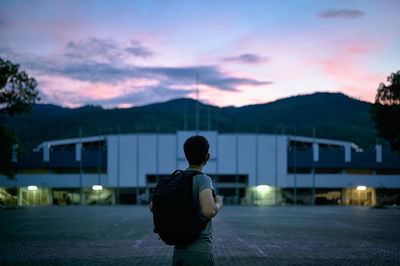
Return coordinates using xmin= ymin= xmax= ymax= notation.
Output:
xmin=371 ymin=71 xmax=400 ymax=154
xmin=0 ymin=57 xmax=40 ymax=178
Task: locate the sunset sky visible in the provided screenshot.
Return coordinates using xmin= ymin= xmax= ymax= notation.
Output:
xmin=1 ymin=0 xmax=399 ymax=108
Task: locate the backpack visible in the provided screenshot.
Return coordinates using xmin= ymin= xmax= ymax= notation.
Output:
xmin=152 ymin=169 xmax=209 ymax=246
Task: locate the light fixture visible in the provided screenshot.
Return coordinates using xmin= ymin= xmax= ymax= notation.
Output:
xmin=92 ymin=185 xmax=103 ymax=191
xmin=357 ymin=186 xmax=367 ymax=191
xmin=28 ymin=186 xmax=38 ymax=191
xmin=257 ymin=185 xmax=270 ymax=192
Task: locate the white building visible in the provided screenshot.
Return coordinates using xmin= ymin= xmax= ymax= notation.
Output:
xmin=1 ymin=131 xmax=399 ymax=206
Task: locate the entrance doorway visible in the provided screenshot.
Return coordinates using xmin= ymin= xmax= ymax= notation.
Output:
xmin=19 ymin=187 xmax=50 ymax=206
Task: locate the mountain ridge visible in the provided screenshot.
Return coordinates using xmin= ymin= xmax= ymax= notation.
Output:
xmin=4 ymin=92 xmax=380 ymax=150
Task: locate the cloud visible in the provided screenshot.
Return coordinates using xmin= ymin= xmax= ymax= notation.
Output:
xmin=46 ymin=61 xmax=136 ymax=83
xmin=1 ymin=40 xmax=272 ymax=108
xmin=64 ymin=37 xmax=153 ymax=63
xmin=125 ymin=40 xmax=153 ymax=58
xmin=94 ymin=86 xmax=195 ymax=107
xmin=64 ymin=38 xmax=120 ymax=62
xmin=312 ymin=37 xmax=386 ymax=102
xmin=23 ymin=56 xmax=271 ymax=91
xmin=143 ymin=66 xmax=272 ymax=91
xmin=223 ymin=53 xmax=268 ymax=64
xmin=206 ymin=77 xmax=271 ymax=90
xmin=319 ymin=9 xmax=365 ymax=19
xmin=39 ymin=84 xmax=195 ymax=108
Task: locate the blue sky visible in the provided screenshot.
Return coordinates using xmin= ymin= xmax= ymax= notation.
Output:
xmin=1 ymin=0 xmax=399 ymax=108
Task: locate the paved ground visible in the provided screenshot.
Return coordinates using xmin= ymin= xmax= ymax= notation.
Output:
xmin=0 ymin=206 xmax=399 ymax=265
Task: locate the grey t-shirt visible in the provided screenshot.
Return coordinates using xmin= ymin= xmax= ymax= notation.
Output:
xmin=174 ymin=168 xmax=214 ymax=254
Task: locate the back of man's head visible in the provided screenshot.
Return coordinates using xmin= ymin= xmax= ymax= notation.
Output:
xmin=184 ymin=135 xmax=209 ymax=166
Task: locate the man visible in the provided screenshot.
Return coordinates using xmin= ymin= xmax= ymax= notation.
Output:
xmin=150 ymin=135 xmax=223 ymax=266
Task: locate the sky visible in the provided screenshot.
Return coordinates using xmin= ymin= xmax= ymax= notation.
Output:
xmin=1 ymin=0 xmax=399 ymax=108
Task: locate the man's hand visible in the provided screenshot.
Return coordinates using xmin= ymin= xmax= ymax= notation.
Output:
xmin=149 ymin=201 xmax=153 ymax=212
xmin=214 ymin=196 xmax=223 ymax=209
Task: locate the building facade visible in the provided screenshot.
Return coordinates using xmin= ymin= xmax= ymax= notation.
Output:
xmin=1 ymin=131 xmax=399 ymax=206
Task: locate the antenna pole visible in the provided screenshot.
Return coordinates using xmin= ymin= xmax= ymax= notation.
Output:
xmin=196 ymin=72 xmax=199 ymax=134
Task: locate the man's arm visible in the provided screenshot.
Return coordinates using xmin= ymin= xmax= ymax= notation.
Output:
xmin=199 ymin=188 xmax=223 ymax=218
xmin=149 ymin=201 xmax=153 ymax=212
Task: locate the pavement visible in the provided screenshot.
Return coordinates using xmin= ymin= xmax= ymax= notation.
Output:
xmin=0 ymin=205 xmax=399 ymax=265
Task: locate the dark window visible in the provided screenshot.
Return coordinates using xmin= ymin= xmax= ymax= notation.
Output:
xmin=238 ymin=175 xmax=247 ymax=183
xmin=288 ymin=167 xmax=311 ymax=173
xmin=209 ymin=174 xmax=248 ymax=184
xmin=147 ymin=175 xmax=157 ymax=183
xmin=315 ymin=168 xmax=342 ymax=174
xmin=239 ymin=188 xmax=245 ymax=197
xmin=120 ymin=193 xmax=136 ymax=204
xmin=218 ymin=188 xmax=236 ymax=196
xmin=376 ymin=169 xmax=400 ymax=175
xmin=218 ymin=175 xmax=236 ymax=183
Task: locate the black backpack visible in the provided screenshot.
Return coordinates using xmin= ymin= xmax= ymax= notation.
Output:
xmin=152 ymin=170 xmax=209 ymax=246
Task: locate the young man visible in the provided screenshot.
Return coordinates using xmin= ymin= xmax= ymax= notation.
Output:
xmin=150 ymin=135 xmax=223 ymax=266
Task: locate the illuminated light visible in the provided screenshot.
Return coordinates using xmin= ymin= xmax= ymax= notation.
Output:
xmin=92 ymin=185 xmax=103 ymax=191
xmin=28 ymin=186 xmax=38 ymax=191
xmin=257 ymin=185 xmax=270 ymax=192
xmin=357 ymin=186 xmax=367 ymax=191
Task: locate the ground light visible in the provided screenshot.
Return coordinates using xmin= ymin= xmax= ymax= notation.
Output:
xmin=357 ymin=186 xmax=367 ymax=191
xmin=257 ymin=185 xmax=270 ymax=192
xmin=28 ymin=186 xmax=38 ymax=191
xmin=92 ymin=185 xmax=103 ymax=191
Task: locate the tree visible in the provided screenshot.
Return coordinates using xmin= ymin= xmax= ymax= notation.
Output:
xmin=370 ymin=71 xmax=400 ymax=154
xmin=0 ymin=57 xmax=40 ymax=178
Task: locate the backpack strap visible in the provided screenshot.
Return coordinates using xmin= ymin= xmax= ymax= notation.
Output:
xmin=171 ymin=169 xmax=183 ymax=176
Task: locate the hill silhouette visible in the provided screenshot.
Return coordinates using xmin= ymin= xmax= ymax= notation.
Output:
xmin=4 ymin=92 xmax=380 ymax=150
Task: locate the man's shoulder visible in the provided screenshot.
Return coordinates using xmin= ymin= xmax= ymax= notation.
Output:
xmin=193 ymin=173 xmax=213 ymax=190
xmin=193 ymin=172 xmax=211 ymax=180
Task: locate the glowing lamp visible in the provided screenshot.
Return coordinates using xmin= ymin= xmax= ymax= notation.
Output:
xmin=92 ymin=185 xmax=103 ymax=191
xmin=28 ymin=186 xmax=38 ymax=191
xmin=357 ymin=186 xmax=367 ymax=191
xmin=257 ymin=185 xmax=270 ymax=192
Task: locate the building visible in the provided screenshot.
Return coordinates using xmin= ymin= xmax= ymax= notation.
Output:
xmin=1 ymin=131 xmax=399 ymax=206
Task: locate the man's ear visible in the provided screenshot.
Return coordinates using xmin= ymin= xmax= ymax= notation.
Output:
xmin=203 ymin=153 xmax=210 ymax=166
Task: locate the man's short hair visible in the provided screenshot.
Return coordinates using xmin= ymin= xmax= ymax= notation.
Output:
xmin=184 ymin=135 xmax=210 ymax=165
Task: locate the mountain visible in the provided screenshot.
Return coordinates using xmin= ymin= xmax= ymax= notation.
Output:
xmin=4 ymin=92 xmax=381 ymax=151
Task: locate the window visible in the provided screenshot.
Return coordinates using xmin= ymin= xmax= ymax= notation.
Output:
xmin=210 ymin=175 xmax=248 ymax=184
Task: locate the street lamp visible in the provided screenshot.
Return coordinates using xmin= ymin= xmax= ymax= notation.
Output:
xmin=92 ymin=185 xmax=103 ymax=191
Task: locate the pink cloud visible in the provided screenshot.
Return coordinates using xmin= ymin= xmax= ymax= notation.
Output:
xmin=311 ymin=37 xmax=389 ymax=101
xmin=117 ymin=103 xmax=134 ymax=109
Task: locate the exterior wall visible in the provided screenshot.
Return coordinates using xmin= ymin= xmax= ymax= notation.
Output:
xmin=159 ymin=134 xmax=179 ymax=173
xmin=106 ymin=131 xmax=288 ymax=188
xmin=257 ymin=135 xmax=287 ymax=187
xmin=107 ymin=134 xmax=178 ymax=188
xmin=217 ymin=134 xmax=235 ymax=174
xmin=210 ymin=133 xmax=287 ymax=187
xmin=238 ymin=134 xmax=256 ymax=186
